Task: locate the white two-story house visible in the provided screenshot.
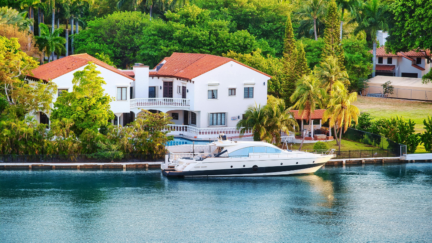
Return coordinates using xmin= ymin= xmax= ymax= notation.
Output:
xmin=27 ymin=53 xmax=271 ymax=139
xmin=26 ymin=54 xmax=134 ymax=126
xmin=372 ymin=47 xmax=431 ymax=78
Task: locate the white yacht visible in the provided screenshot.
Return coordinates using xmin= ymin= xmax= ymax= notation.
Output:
xmin=162 ymin=136 xmax=334 ymax=177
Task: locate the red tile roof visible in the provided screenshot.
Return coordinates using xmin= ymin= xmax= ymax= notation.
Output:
xmin=121 ymin=70 xmax=135 ymax=78
xmin=290 ymin=109 xmax=326 ymax=120
xmin=28 ymin=54 xmax=135 ymax=82
xmin=371 ymin=46 xmax=431 ymax=58
xmin=375 ymin=65 xmax=395 ymax=72
xmin=149 ymin=52 xmax=272 ymax=80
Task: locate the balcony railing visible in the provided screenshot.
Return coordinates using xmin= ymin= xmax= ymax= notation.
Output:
xmin=163 ymin=125 xmax=253 ymax=139
xmin=131 ymin=98 xmax=190 ymax=109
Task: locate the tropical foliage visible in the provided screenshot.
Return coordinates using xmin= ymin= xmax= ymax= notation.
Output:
xmin=237 ymin=96 xmax=296 ymax=144
xmin=50 ymin=63 xmax=114 ymax=136
xmin=35 ymin=23 xmax=66 ymax=63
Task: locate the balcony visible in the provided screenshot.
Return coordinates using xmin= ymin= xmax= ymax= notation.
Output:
xmin=163 ymin=125 xmax=253 ymax=140
xmin=130 ymin=98 xmax=190 ymax=110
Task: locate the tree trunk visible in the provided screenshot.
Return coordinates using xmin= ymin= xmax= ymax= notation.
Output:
xmin=299 ymin=134 xmax=305 ymax=151
xmin=52 ymin=8 xmax=55 ymax=33
xmin=333 ymin=124 xmax=339 ymax=145
xmin=71 ymin=18 xmax=74 ymax=54
xmin=313 ymin=18 xmax=317 ymax=41
xmin=76 ymin=19 xmax=78 ymax=34
xmin=338 ymin=126 xmax=343 ymax=152
xmin=57 ymin=18 xmax=59 ymax=29
xmin=66 ymin=29 xmax=69 ymax=56
xmin=340 ymin=9 xmax=344 ymax=40
xmin=311 ymin=118 xmax=314 ymax=139
xmin=372 ymin=40 xmax=377 ymax=77
xmin=38 ymin=8 xmax=41 ymax=36
xmin=150 ymin=5 xmax=153 ymax=20
xmin=29 ymin=7 xmax=33 ymax=32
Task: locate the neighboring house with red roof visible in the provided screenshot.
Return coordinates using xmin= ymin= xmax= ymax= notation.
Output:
xmin=26 ymin=54 xmax=134 ymax=126
xmin=28 ymin=52 xmax=271 ymax=139
xmin=371 ymin=46 xmax=431 ymax=78
xmin=122 ymin=52 xmax=271 ymax=138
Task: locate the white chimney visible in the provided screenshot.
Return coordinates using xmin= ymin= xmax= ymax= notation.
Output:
xmin=133 ymin=64 xmax=149 ymax=99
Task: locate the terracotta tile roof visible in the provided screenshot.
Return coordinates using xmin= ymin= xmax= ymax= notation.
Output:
xmin=375 ymin=65 xmax=395 ymax=72
xmin=399 ymin=50 xmax=431 ymax=57
xmin=412 ymin=64 xmax=425 ymax=71
xmin=149 ymin=52 xmax=272 ymax=80
xmin=120 ymin=70 xmax=135 ymax=78
xmin=371 ymin=47 xmax=398 ymax=57
xmin=371 ymin=46 xmax=431 ymax=58
xmin=28 ymin=54 xmax=135 ymax=82
xmin=290 ymin=109 xmax=326 ymax=120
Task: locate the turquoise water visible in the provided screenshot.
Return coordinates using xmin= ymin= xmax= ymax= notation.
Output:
xmin=166 ymin=137 xmax=211 ymax=146
xmin=1 ymin=164 xmax=432 ymax=242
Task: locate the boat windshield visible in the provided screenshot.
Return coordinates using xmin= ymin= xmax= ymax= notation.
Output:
xmin=229 ymin=146 xmax=282 ymax=157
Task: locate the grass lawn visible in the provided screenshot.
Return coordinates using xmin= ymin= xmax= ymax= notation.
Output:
xmin=289 ymin=139 xmax=382 ymax=151
xmin=354 ymin=96 xmax=432 ymax=132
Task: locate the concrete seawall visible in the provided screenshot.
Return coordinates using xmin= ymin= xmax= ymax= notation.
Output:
xmin=0 ymin=162 xmax=163 ymax=171
xmin=1 ymin=157 xmax=432 ymax=170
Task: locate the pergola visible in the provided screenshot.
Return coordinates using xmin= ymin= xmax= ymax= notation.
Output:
xmin=290 ymin=109 xmax=329 ymax=138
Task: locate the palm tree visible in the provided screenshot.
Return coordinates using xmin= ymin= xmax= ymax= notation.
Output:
xmin=236 ymin=104 xmax=269 ymax=141
xmin=323 ymin=88 xmax=360 ymax=151
xmin=0 ymin=6 xmax=33 ymax=31
xmin=35 ymin=23 xmax=66 ymax=63
xmin=290 ymin=74 xmax=325 ymax=150
xmin=350 ymin=0 xmax=389 ymax=77
xmin=266 ymin=96 xmax=297 ymax=144
xmin=315 ymin=55 xmax=349 ymax=93
xmin=295 ymin=0 xmax=327 ymax=40
xmin=336 ymin=0 xmax=359 ymax=39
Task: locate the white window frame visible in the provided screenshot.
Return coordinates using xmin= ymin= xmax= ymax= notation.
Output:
xmin=208 ymin=89 xmax=218 ymax=99
xmin=208 ymin=113 xmax=226 ymax=126
xmin=229 ymin=88 xmax=236 ymax=96
xmin=117 ymin=87 xmax=127 ymax=101
xmin=244 ymin=87 xmax=254 ymax=99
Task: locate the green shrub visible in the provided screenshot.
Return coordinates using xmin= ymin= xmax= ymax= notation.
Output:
xmin=313 ymin=141 xmax=329 ymax=151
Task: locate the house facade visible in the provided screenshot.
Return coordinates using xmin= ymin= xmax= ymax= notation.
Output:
xmin=372 ymin=47 xmax=431 ymax=78
xmin=27 ymin=53 xmax=271 ymax=139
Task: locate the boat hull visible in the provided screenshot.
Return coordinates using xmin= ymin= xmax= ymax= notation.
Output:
xmin=162 ymin=162 xmax=326 ymax=177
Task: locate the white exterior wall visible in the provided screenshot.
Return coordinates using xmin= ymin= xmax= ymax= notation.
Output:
xmin=399 ymin=57 xmax=423 ymax=78
xmin=51 ymin=64 xmax=132 ymax=114
xmin=192 ymin=61 xmax=269 ymax=128
xmin=134 ymin=66 xmax=149 ymax=99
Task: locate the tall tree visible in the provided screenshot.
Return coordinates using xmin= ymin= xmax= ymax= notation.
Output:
xmin=35 ymin=23 xmax=65 ymax=63
xmin=236 ymin=104 xmax=269 ymax=141
xmin=321 ymin=0 xmax=346 ymax=71
xmin=290 ymin=74 xmax=325 ymax=150
xmin=295 ymin=41 xmax=310 ymax=80
xmin=295 ymin=0 xmax=327 ymax=40
xmin=0 ymin=6 xmax=33 ymax=30
xmin=0 ymin=36 xmax=56 ymax=119
xmin=266 ymin=95 xmax=297 ymax=144
xmin=350 ymin=0 xmax=389 ymax=77
xmin=323 ymin=87 xmax=360 ymax=151
xmin=315 ymin=55 xmax=349 ymax=93
xmin=282 ymin=13 xmax=298 ymax=106
xmin=336 ymin=0 xmax=359 ymax=39
xmin=51 ymin=63 xmax=114 ymax=136
xmin=386 ymin=0 xmax=432 ymax=83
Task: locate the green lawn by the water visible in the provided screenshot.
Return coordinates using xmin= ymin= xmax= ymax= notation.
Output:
xmin=354 ymin=96 xmax=432 ymax=132
xmin=354 ymin=96 xmax=432 ymax=153
xmin=289 ymin=139 xmax=381 ymax=151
